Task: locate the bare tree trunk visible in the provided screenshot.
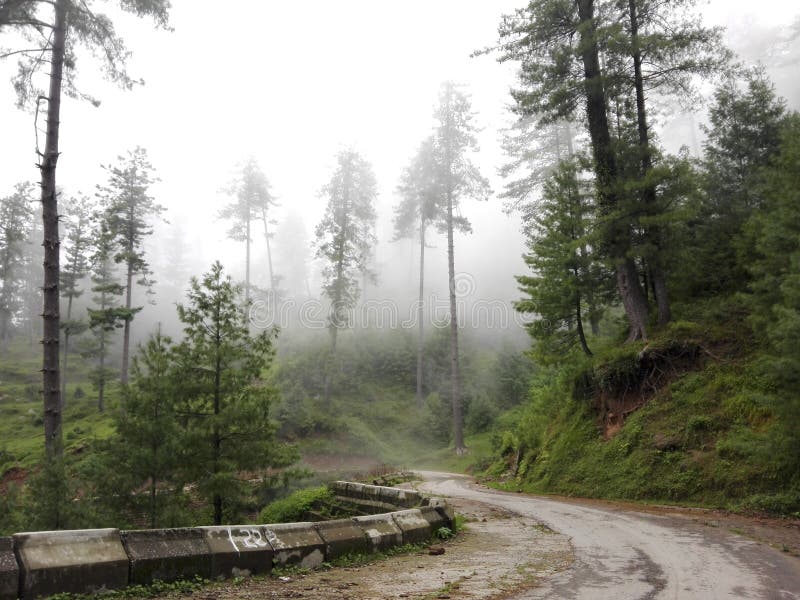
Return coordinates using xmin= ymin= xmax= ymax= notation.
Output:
xmin=245 ymin=213 xmax=251 ymax=305
xmin=416 ymin=218 xmax=426 ymax=408
xmin=121 ymin=262 xmax=133 ymax=385
xmin=575 ymin=284 xmax=592 ymax=357
xmin=213 ymin=300 xmax=222 ymax=526
xmin=262 ymin=210 xmax=275 ymax=291
xmin=98 ymin=331 xmax=106 ymax=412
xmin=40 ymin=0 xmax=66 ymax=464
xmin=322 ymin=325 xmax=338 ymax=407
xmin=628 ymin=0 xmax=670 ymax=326
xmin=446 ymin=190 xmax=465 ymax=454
xmin=576 ymin=0 xmax=649 ymax=341
xmin=60 ymin=295 xmax=73 ymax=401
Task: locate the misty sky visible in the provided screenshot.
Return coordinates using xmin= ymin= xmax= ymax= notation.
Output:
xmin=0 ymin=0 xmax=798 ymax=342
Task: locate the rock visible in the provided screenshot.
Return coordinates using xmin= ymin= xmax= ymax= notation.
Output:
xmin=653 ymin=433 xmax=681 ymax=451
xmin=428 ymin=546 xmax=445 ymax=555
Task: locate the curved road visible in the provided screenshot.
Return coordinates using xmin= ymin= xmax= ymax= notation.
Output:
xmin=418 ymin=471 xmax=800 ymax=599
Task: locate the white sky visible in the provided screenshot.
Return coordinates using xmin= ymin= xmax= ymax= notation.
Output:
xmin=0 ymin=0 xmax=798 ymax=325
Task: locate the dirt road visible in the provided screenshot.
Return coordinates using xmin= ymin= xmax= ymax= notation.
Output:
xmin=194 ymin=471 xmax=799 ymax=599
xmin=419 ymin=471 xmax=800 ymax=599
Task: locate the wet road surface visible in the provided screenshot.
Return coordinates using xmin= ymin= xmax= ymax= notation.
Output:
xmin=418 ymin=471 xmax=800 ymax=599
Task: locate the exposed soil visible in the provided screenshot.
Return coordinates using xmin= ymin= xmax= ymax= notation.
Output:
xmin=184 ymin=494 xmax=573 ymax=600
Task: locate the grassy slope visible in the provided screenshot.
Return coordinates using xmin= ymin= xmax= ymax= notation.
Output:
xmin=483 ymin=315 xmax=800 ymax=516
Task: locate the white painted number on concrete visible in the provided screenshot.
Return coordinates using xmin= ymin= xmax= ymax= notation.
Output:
xmin=227 ymin=528 xmax=269 ymax=552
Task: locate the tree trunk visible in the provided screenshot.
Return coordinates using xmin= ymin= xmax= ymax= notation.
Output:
xmin=575 ymin=286 xmax=592 ymax=356
xmin=322 ymin=325 xmax=338 ymax=407
xmin=40 ymin=0 xmax=66 ymax=464
xmin=121 ymin=262 xmax=133 ymax=385
xmin=213 ymin=303 xmax=222 ymax=526
xmin=416 ymin=218 xmax=426 ymax=408
xmin=262 ymin=210 xmax=275 ymax=291
xmin=446 ymin=190 xmax=465 ymax=455
xmin=576 ymin=0 xmax=649 ymax=341
xmin=60 ymin=294 xmax=73 ymax=401
xmin=628 ymin=0 xmax=671 ymax=326
xmin=98 ymin=331 xmax=106 ymax=412
xmin=245 ymin=212 xmax=251 ymax=306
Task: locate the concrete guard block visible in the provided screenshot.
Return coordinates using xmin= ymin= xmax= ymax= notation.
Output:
xmin=13 ymin=528 xmax=128 ymax=599
xmin=352 ymin=514 xmax=403 ymax=552
xmin=121 ymin=528 xmax=211 ymax=585
xmin=199 ymin=526 xmax=273 ymax=579
xmin=423 ymin=497 xmax=455 ymax=527
xmin=391 ymin=509 xmax=434 ymax=545
xmin=313 ymin=519 xmax=369 ymax=560
xmin=419 ymin=506 xmax=449 ymax=533
xmin=264 ymin=523 xmax=325 ymax=569
xmin=0 ymin=537 xmax=19 ymax=600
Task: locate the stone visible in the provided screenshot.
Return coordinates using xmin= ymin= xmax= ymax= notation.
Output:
xmin=352 ymin=514 xmax=403 ymax=552
xmin=121 ymin=528 xmax=211 ymax=585
xmin=653 ymin=433 xmax=681 ymax=451
xmin=313 ymin=519 xmax=369 ymax=560
xmin=13 ymin=529 xmax=128 ymax=599
xmin=0 ymin=537 xmax=19 ymax=600
xmin=199 ymin=525 xmax=273 ymax=579
xmin=264 ymin=522 xmax=325 ymax=569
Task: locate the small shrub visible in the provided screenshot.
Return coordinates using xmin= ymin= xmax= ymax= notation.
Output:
xmin=259 ymin=485 xmax=333 ymax=524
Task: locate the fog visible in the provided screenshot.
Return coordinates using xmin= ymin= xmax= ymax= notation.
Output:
xmin=1 ymin=0 xmax=798 ymax=355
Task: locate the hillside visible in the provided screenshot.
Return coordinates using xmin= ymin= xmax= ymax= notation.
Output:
xmin=481 ymin=302 xmax=800 ymax=516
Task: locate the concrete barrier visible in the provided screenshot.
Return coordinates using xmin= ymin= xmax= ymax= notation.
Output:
xmin=352 ymin=514 xmax=403 ymax=552
xmin=13 ymin=529 xmax=128 ymax=599
xmin=121 ymin=528 xmax=211 ymax=585
xmin=423 ymin=497 xmax=455 ymax=527
xmin=330 ymin=481 xmax=422 ymax=513
xmin=199 ymin=526 xmax=273 ymax=579
xmin=391 ymin=509 xmax=435 ymax=545
xmin=0 ymin=482 xmax=454 ymax=598
xmin=264 ymin=522 xmax=325 ymax=569
xmin=313 ymin=519 xmax=369 ymax=559
xmin=0 ymin=538 xmax=19 ymax=600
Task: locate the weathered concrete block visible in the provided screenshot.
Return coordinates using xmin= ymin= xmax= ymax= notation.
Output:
xmin=121 ymin=528 xmax=211 ymax=585
xmin=13 ymin=528 xmax=128 ymax=599
xmin=423 ymin=497 xmax=455 ymax=527
xmin=0 ymin=537 xmax=19 ymax=600
xmin=391 ymin=509 xmax=434 ymax=544
xmin=419 ymin=506 xmax=449 ymax=533
xmin=313 ymin=519 xmax=369 ymax=560
xmin=199 ymin=526 xmax=273 ymax=579
xmin=376 ymin=487 xmax=421 ymax=509
xmin=264 ymin=523 xmax=325 ymax=569
xmin=352 ymin=514 xmax=403 ymax=552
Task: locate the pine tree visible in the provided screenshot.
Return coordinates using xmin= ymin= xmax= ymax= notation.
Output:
xmin=99 ymin=146 xmax=164 ymax=384
xmin=60 ymin=194 xmax=93 ymax=401
xmin=515 ymin=160 xmax=609 ymax=359
xmin=0 ymin=182 xmax=34 ymax=344
xmin=393 ymin=136 xmax=443 ymax=406
xmin=1 ymin=0 xmax=170 ymax=475
xmin=314 ymin=149 xmax=378 ymax=405
xmin=696 ymin=70 xmax=788 ymax=294
xmin=174 ymin=262 xmax=296 ymax=525
xmin=87 ymin=217 xmax=126 ymax=412
xmin=432 ymin=82 xmax=490 ymax=454
xmin=94 ymin=329 xmax=185 ymax=528
xmin=219 ymin=159 xmax=278 ymax=301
